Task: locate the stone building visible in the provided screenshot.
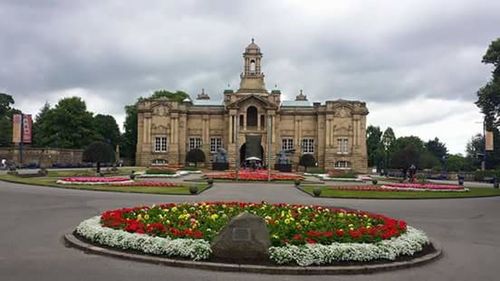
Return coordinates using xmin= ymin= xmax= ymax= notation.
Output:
xmin=136 ymin=40 xmax=368 ymax=172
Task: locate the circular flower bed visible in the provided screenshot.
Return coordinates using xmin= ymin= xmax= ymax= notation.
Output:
xmin=205 ymin=170 xmax=303 ymax=181
xmin=75 ymin=202 xmax=431 ymax=266
xmin=57 ymin=177 xmax=133 ymax=185
xmin=381 ymin=183 xmax=468 ymax=192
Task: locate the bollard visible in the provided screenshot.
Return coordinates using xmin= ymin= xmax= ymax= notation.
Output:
xmin=494 ymin=177 xmax=499 ymax=189
xmin=458 ymin=175 xmax=464 ymax=186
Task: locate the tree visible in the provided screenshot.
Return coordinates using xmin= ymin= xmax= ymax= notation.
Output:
xmin=32 ymin=97 xmax=97 ymax=148
xmin=366 ymin=125 xmax=384 ymax=168
xmin=389 ymin=136 xmax=425 ymax=169
xmin=186 ymin=148 xmax=206 ymax=167
xmin=93 ymin=114 xmax=120 ymax=147
xmin=447 ymin=154 xmax=475 ymax=172
xmin=381 ymin=127 xmax=396 ymax=169
xmin=299 ymin=154 xmax=316 ymax=172
xmin=0 ymin=93 xmax=20 ymax=147
xmin=476 ymin=38 xmax=500 ymax=127
xmin=82 ymin=141 xmax=115 ymax=173
xmin=32 ymin=102 xmax=51 ymax=147
xmin=425 ymin=137 xmax=448 ymax=163
xmin=121 ymin=90 xmax=190 ymax=164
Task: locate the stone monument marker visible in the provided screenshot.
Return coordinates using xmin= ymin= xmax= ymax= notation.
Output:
xmin=211 ymin=212 xmax=271 ymax=263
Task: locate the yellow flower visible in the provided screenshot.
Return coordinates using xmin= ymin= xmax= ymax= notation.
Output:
xmin=144 ymin=214 xmax=150 ymax=220
xmin=284 ymin=218 xmax=291 ymax=224
xmin=172 ymin=207 xmax=178 ymax=212
xmin=210 ymin=214 xmax=219 ymax=220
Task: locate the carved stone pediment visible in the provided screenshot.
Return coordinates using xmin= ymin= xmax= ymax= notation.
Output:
xmin=226 ymin=94 xmax=278 ymax=110
xmin=334 ymin=106 xmax=352 ymax=118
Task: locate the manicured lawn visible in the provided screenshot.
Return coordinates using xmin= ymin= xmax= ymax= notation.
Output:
xmin=0 ymin=174 xmax=207 ymax=195
xmin=301 ymin=185 xmax=500 ymax=199
xmin=46 ymin=167 xmax=144 ymax=177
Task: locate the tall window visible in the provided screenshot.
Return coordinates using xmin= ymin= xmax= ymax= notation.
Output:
xmin=302 ymin=138 xmax=314 ymax=154
xmin=281 ymin=138 xmax=294 ymax=151
xmin=210 ymin=137 xmax=222 ymax=153
xmin=250 ymin=60 xmax=256 ymax=73
xmin=337 ymin=138 xmax=349 ymax=154
xmin=154 ymin=136 xmax=168 ymax=152
xmin=260 ymin=115 xmax=265 ymax=127
xmin=247 ymin=106 xmax=258 ymax=127
xmin=189 ymin=137 xmax=202 ymax=150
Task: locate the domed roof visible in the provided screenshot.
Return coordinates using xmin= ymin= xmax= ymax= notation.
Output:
xmin=245 ymin=38 xmax=260 ymax=53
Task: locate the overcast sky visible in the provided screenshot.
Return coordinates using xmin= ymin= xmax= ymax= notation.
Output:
xmin=1 ymin=0 xmax=499 ymax=154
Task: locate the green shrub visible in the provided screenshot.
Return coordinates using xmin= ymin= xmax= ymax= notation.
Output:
xmin=146 ymin=168 xmax=177 ymax=175
xmin=473 ymin=170 xmax=500 ymax=182
xmin=189 ymin=185 xmax=199 ymax=194
xmin=313 ymin=187 xmax=322 ymax=197
xmin=181 ymin=166 xmax=200 ymax=171
xmin=328 ymin=170 xmax=357 ymax=178
xmin=307 ymin=167 xmax=326 ymax=174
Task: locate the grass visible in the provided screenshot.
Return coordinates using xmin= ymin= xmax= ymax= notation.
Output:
xmin=46 ymin=167 xmax=143 ymax=177
xmin=301 ymin=185 xmax=500 ymax=199
xmin=0 ymin=174 xmax=207 ymax=195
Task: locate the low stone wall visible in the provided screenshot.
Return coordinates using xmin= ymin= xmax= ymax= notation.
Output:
xmin=0 ymin=147 xmax=83 ymax=167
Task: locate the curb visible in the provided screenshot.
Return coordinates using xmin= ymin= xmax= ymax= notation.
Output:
xmin=64 ymin=233 xmax=442 ymax=275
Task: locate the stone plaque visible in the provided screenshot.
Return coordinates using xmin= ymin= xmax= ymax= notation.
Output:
xmin=232 ymin=227 xmax=251 ymax=241
xmin=211 ymin=212 xmax=271 ymax=263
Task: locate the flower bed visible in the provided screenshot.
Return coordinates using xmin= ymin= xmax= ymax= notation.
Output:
xmin=137 ymin=171 xmax=192 ymax=178
xmin=381 ymin=183 xmax=468 ymax=192
xmin=110 ymin=181 xmax=179 ymax=187
xmin=205 ymin=170 xmax=303 ymax=181
xmin=74 ymin=202 xmax=430 ymax=266
xmin=57 ymin=177 xmax=133 ymax=185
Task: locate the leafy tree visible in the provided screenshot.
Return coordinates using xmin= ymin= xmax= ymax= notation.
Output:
xmin=381 ymin=127 xmax=396 ymax=169
xmin=186 ymin=148 xmax=206 ymax=167
xmin=82 ymin=141 xmax=115 ymax=173
xmin=32 ymin=97 xmax=97 ymax=148
xmin=32 ymin=102 xmax=51 ymax=147
xmin=425 ymin=137 xmax=448 ymax=161
xmin=0 ymin=93 xmax=20 ymax=147
xmin=476 ymin=38 xmax=500 ymax=127
xmin=299 ymin=154 xmax=316 ymax=172
xmin=366 ymin=125 xmax=384 ymax=168
xmin=121 ymin=90 xmax=190 ymax=164
xmin=93 ymin=114 xmax=120 ymax=147
xmin=389 ymin=136 xmax=425 ymax=169
xmin=447 ymin=154 xmax=475 ymax=172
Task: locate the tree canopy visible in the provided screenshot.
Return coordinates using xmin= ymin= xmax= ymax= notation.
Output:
xmin=82 ymin=141 xmax=115 ymax=173
xmin=476 ymin=38 xmax=500 ymax=127
xmin=93 ymin=114 xmax=120 ymax=147
xmin=0 ymin=93 xmax=20 ymax=147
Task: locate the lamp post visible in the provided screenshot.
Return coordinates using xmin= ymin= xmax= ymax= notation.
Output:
xmin=481 ymin=119 xmax=486 ymax=171
xmin=267 ymin=114 xmax=272 ymax=182
xmin=235 ymin=114 xmax=240 ymax=181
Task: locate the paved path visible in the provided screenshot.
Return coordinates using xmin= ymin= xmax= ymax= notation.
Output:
xmin=0 ymin=180 xmax=499 ymax=281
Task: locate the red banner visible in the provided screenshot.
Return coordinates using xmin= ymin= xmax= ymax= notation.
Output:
xmin=12 ymin=114 xmax=32 ymax=144
xmin=22 ymin=114 xmax=32 ymax=144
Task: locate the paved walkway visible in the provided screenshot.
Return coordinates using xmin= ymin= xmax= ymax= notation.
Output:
xmin=0 ymin=180 xmax=499 ymax=281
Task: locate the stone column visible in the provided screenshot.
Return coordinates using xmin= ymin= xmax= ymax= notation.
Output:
xmin=229 ymin=114 xmax=234 ymax=144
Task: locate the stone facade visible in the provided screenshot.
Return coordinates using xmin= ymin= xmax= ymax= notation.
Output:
xmin=136 ymin=40 xmax=368 ymax=172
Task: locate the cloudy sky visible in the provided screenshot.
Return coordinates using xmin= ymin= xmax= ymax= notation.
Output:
xmin=1 ymin=0 xmax=499 ymax=154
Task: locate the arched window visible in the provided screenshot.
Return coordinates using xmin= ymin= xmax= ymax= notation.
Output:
xmin=250 ymin=60 xmax=256 ymax=73
xmin=247 ymin=106 xmax=258 ymax=127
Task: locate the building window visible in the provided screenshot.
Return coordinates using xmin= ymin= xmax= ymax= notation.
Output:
xmin=189 ymin=137 xmax=202 ymax=150
xmin=301 ymin=138 xmax=314 ymax=154
xmin=154 ymin=136 xmax=168 ymax=152
xmin=260 ymin=115 xmax=265 ymax=127
xmin=335 ymin=161 xmax=351 ymax=169
xmin=281 ymin=138 xmax=294 ymax=151
xmin=337 ymin=138 xmax=349 ymax=154
xmin=152 ymin=159 xmax=167 ymax=165
xmin=239 ymin=114 xmax=244 ymax=127
xmin=247 ymin=106 xmax=258 ymax=127
xmin=210 ymin=137 xmax=222 ymax=153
